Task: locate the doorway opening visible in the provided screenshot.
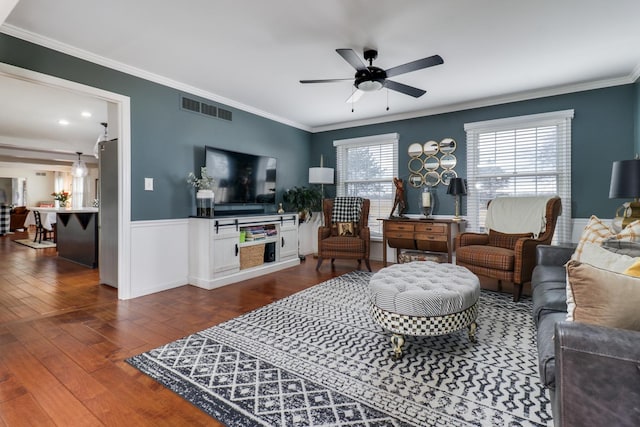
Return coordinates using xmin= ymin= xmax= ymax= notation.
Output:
xmin=0 ymin=62 xmax=132 ymax=299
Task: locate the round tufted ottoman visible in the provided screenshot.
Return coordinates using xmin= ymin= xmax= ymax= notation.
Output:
xmin=369 ymin=261 xmax=480 ymax=359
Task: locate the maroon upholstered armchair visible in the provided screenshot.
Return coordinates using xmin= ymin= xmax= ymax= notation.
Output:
xmin=10 ymin=206 xmax=29 ymax=231
xmin=316 ymin=197 xmax=371 ymax=271
xmin=455 ymin=196 xmax=562 ymax=301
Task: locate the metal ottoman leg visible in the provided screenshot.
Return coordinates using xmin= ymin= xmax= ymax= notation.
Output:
xmin=468 ymin=321 xmax=478 ymax=343
xmin=391 ymin=334 xmax=405 ymax=360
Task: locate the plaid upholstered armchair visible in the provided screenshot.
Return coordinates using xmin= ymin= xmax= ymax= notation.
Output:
xmin=316 ymin=197 xmax=371 ymax=271
xmin=455 ymin=196 xmax=562 ymax=302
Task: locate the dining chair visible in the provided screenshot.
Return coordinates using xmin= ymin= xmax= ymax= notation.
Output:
xmin=33 ymin=210 xmax=54 ymax=243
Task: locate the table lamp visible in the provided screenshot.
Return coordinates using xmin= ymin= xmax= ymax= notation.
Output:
xmin=609 ymin=158 xmax=640 ymax=228
xmin=447 ymin=177 xmax=467 ymax=220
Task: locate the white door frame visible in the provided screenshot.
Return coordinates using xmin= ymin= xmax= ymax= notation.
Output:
xmin=0 ymin=62 xmax=133 ymax=299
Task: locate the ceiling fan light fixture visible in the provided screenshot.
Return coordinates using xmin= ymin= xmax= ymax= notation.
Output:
xmin=300 ymin=48 xmax=442 ymax=102
xmin=356 ymin=79 xmax=384 ymax=92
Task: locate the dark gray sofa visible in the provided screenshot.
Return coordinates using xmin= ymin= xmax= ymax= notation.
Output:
xmin=531 ymin=244 xmax=640 ymax=426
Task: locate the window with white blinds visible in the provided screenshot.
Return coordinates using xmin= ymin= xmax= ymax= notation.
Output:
xmin=334 ymin=133 xmax=399 ymax=235
xmin=465 ymin=110 xmax=573 ymax=243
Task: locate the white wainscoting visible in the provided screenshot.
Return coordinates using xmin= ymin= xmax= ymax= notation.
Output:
xmin=571 ymin=217 xmax=592 ymax=243
xmin=124 ymin=216 xmax=599 ymax=299
xmin=129 ymin=219 xmax=189 ymax=299
xmin=298 ymin=213 xmax=321 ymax=255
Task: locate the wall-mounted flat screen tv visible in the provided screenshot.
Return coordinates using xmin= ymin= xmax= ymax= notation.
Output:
xmin=205 ymin=146 xmax=277 ymax=205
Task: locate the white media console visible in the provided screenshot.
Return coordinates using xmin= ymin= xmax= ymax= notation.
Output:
xmin=188 ymin=213 xmax=300 ymax=289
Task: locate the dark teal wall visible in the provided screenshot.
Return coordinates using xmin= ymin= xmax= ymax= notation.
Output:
xmin=0 ymin=34 xmax=311 ymax=220
xmin=2 ymin=33 xmax=637 ymax=220
xmin=311 ymin=85 xmax=637 ymax=218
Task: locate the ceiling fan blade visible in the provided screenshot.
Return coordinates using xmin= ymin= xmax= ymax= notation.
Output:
xmin=385 ymin=55 xmax=444 ymax=78
xmin=300 ymin=78 xmax=353 ymax=84
xmin=384 ymin=80 xmax=426 ymax=98
xmin=345 ymin=89 xmax=365 ymax=104
xmin=336 ymin=49 xmax=367 ymax=71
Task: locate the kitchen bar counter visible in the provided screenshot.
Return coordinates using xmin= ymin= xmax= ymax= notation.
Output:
xmin=54 ymin=208 xmax=99 ymax=268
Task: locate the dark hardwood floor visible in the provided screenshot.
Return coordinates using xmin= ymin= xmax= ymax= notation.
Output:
xmin=0 ymin=229 xmax=383 ymax=426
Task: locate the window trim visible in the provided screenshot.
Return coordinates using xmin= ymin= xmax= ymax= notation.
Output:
xmin=333 ymin=133 xmax=399 ymax=236
xmin=465 ymin=110 xmax=573 ymax=243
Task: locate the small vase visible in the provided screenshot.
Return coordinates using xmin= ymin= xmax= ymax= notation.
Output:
xmin=54 ymin=200 xmax=60 ymax=208
xmin=196 ymin=190 xmax=214 ymax=217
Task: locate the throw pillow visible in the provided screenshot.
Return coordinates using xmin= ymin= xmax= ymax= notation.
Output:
xmin=488 ymin=229 xmax=533 ymax=250
xmin=623 ymin=259 xmax=640 ymax=277
xmin=336 ymin=222 xmax=356 ymax=237
xmin=567 ymin=242 xmax=639 ymax=320
xmin=601 ymin=238 xmax=640 ymax=257
xmin=572 ymin=215 xmax=640 ymax=260
xmin=566 ymin=260 xmax=640 ymax=331
xmin=579 ymin=242 xmax=637 ymax=272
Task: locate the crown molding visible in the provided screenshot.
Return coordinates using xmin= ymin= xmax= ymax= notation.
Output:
xmin=631 ymin=63 xmax=640 ymax=84
xmin=2 ymin=24 xmax=637 ymax=136
xmin=0 ymin=24 xmax=312 ymax=132
xmin=311 ymin=75 xmax=636 ymax=133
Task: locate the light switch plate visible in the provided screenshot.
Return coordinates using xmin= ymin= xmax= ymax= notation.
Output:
xmin=144 ymin=177 xmax=154 ymax=191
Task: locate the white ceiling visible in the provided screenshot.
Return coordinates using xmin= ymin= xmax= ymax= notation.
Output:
xmin=0 ymin=75 xmax=106 ymax=163
xmin=2 ymin=0 xmax=640 ymax=147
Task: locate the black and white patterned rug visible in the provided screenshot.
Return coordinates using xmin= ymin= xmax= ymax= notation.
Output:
xmin=127 ymin=271 xmax=552 ymax=426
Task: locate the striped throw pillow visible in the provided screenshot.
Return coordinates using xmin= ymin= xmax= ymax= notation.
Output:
xmin=572 ymin=215 xmax=640 ymax=261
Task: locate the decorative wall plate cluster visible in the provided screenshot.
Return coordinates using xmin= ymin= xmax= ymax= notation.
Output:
xmin=407 ymin=138 xmax=458 ymax=187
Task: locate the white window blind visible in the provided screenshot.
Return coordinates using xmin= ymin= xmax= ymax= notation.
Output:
xmin=334 ymin=133 xmax=399 ymax=235
xmin=465 ymin=110 xmax=573 ymax=243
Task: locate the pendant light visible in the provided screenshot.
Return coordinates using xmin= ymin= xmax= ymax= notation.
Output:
xmin=71 ymin=152 xmax=88 ymax=178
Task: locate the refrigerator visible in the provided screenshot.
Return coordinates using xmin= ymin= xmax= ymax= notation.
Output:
xmin=99 ymin=138 xmax=118 ymax=287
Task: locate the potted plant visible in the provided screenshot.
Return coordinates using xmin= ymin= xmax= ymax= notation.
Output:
xmin=187 ymin=167 xmax=215 ymax=217
xmin=283 ymin=186 xmax=322 ymax=223
xmin=51 ymin=190 xmax=70 ymax=208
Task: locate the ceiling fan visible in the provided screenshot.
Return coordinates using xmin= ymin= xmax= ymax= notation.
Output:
xmin=300 ymin=48 xmax=443 ymax=103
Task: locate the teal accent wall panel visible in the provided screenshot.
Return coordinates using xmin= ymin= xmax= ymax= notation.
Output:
xmin=311 ymin=85 xmax=637 ymax=218
xmin=2 ymin=33 xmax=637 ymax=220
xmin=0 ymin=34 xmax=311 ymax=220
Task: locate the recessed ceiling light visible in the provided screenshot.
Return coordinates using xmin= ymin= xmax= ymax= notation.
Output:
xmin=81 ymin=111 xmax=92 ymax=118
xmin=58 ymin=119 xmax=69 ymax=126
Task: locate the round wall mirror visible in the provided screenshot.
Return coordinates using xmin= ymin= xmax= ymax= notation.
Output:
xmin=424 ymin=171 xmax=440 ymax=186
xmin=423 ymin=140 xmax=439 ymax=156
xmin=408 ymin=173 xmax=424 ymax=188
xmin=408 ymin=143 xmax=423 ymax=158
xmin=440 ymin=153 xmax=457 ymax=169
xmin=440 ymin=169 xmax=457 ymax=186
xmin=439 ymin=138 xmax=456 ymax=154
xmin=408 ymin=157 xmax=424 ymax=173
xmin=423 ymin=155 xmax=439 ymax=171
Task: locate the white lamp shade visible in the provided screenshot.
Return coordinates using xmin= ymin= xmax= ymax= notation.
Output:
xmin=309 ymin=167 xmax=334 ymax=184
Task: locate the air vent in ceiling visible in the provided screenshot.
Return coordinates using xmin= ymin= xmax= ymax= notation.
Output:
xmin=201 ymin=103 xmax=217 ymax=118
xmin=35 ymin=172 xmax=46 ymax=176
xmin=181 ymin=96 xmax=201 ymax=113
xmin=217 ymin=108 xmax=232 ymax=121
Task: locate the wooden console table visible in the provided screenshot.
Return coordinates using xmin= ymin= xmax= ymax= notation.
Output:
xmin=380 ymin=217 xmax=466 ymax=265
